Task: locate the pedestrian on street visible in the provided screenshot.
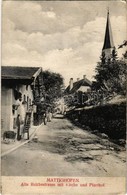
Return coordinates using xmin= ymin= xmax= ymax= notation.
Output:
xmin=49 ymin=111 xmax=52 ymax=122
xmin=46 ymin=109 xmax=49 ymax=122
xmin=43 ymin=112 xmax=47 ymax=125
xmin=48 ymin=107 xmax=52 ymax=122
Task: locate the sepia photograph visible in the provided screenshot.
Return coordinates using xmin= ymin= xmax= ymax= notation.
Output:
xmin=1 ymin=0 xmax=126 ymax=194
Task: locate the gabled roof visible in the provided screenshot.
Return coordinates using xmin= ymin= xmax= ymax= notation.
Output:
xmin=65 ymin=78 xmax=92 ymax=94
xmin=1 ymin=66 xmax=41 ymax=80
xmin=102 ymin=11 xmax=114 ymax=50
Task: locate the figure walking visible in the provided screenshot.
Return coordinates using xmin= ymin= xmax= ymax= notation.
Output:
xmin=43 ymin=112 xmax=47 ymax=125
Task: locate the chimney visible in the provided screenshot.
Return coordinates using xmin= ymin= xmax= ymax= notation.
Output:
xmin=69 ymin=78 xmax=73 ymax=90
xmin=77 ymin=78 xmax=80 ymax=81
xmin=83 ymin=75 xmax=86 ymax=79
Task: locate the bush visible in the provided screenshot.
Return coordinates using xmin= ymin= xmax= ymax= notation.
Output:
xmin=66 ymin=102 xmax=126 ymax=140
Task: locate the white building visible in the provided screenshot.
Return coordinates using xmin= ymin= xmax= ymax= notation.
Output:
xmin=1 ymin=66 xmax=43 ymax=139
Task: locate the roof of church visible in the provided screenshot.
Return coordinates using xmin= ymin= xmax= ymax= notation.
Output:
xmin=1 ymin=66 xmax=41 ymax=80
xmin=65 ymin=78 xmax=92 ymax=94
xmin=102 ymin=11 xmax=114 ymax=50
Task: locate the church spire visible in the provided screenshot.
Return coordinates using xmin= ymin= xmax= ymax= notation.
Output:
xmin=102 ymin=10 xmax=114 ymax=58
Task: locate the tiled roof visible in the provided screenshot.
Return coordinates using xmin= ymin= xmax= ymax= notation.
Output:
xmin=1 ymin=66 xmax=41 ymax=80
xmin=65 ymin=78 xmax=92 ymax=94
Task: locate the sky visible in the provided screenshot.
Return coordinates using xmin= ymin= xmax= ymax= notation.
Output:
xmin=2 ymin=1 xmax=126 ymax=86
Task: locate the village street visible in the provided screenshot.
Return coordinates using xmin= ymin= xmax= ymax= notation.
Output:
xmin=2 ymin=114 xmax=126 ymax=176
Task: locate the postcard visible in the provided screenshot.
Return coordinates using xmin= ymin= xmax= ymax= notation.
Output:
xmin=1 ymin=0 xmax=126 ymax=194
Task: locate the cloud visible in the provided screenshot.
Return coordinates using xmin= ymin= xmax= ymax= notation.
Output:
xmin=2 ymin=1 xmax=126 ymax=86
xmin=3 ymin=1 xmax=57 ymax=34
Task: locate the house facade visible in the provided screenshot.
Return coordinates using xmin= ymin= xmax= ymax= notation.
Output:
xmin=1 ymin=66 xmax=44 ymax=139
xmin=64 ymin=75 xmax=92 ymax=106
xmin=65 ymin=75 xmax=92 ymax=94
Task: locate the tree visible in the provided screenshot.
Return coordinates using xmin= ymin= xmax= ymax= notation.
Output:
xmin=94 ymin=51 xmax=110 ymax=89
xmin=118 ymin=40 xmax=127 ymax=49
xmin=42 ymin=70 xmax=64 ymax=104
xmin=123 ymin=51 xmax=127 ymax=60
xmin=112 ymin=47 xmax=118 ymax=62
xmin=118 ymin=40 xmax=127 ymax=61
xmin=94 ymin=47 xmax=126 ymax=95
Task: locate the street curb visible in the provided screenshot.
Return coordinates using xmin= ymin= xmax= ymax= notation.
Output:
xmin=1 ymin=124 xmax=42 ymax=157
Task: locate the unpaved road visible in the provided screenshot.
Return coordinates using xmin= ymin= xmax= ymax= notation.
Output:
xmin=2 ymin=114 xmax=126 ymax=176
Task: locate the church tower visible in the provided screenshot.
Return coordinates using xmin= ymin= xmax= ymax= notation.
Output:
xmin=102 ymin=10 xmax=114 ymax=59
